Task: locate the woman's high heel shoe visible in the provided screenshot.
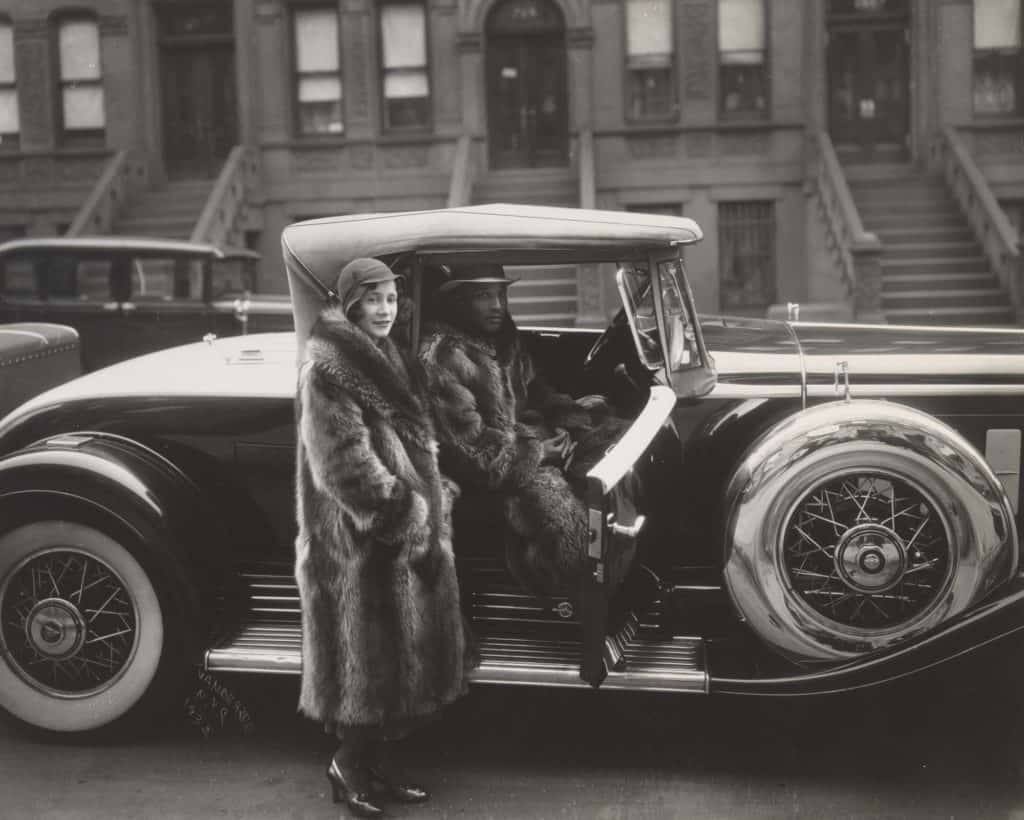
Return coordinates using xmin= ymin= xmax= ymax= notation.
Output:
xmin=326 ymin=758 xmax=385 ymax=818
xmin=367 ymin=762 xmax=430 ymax=804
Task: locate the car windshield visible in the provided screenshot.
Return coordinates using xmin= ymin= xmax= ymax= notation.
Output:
xmin=617 ymin=258 xmax=701 ymax=372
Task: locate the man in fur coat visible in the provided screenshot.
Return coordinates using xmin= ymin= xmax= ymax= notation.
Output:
xmin=418 ymin=263 xmax=595 ymax=598
xmin=295 ymin=258 xmax=470 ymax=814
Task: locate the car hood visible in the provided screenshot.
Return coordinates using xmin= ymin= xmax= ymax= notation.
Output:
xmin=0 ymin=333 xmax=298 ymax=437
xmin=792 ymin=321 xmax=1024 ymax=394
xmin=699 ymin=316 xmax=1024 ymax=400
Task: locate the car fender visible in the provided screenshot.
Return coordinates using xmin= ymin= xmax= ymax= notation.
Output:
xmin=0 ymin=431 xmax=218 ymax=663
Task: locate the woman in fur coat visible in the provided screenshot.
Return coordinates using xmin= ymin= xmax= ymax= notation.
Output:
xmin=295 ymin=257 xmax=470 ymax=818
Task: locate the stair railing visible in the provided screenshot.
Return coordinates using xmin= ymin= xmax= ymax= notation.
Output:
xmin=809 ymin=130 xmax=884 ymax=322
xmin=67 ymin=150 xmax=147 ymax=236
xmin=931 ymin=125 xmax=1021 ymax=316
xmin=191 ymin=145 xmax=260 ymax=247
xmin=446 ymin=134 xmax=475 ymax=208
xmin=577 ymin=128 xmax=596 ymax=209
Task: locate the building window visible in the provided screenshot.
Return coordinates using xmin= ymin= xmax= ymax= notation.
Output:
xmin=379 ymin=2 xmax=430 ymax=130
xmin=0 ymin=19 xmax=18 ymax=149
xmin=718 ymin=0 xmax=769 ymax=119
xmin=292 ymin=6 xmax=343 ymax=135
xmin=56 ymin=15 xmax=105 ymax=145
xmin=719 ymin=201 xmax=775 ymax=312
xmin=625 ymin=0 xmax=676 ymax=120
xmin=973 ymin=0 xmax=1023 ymax=115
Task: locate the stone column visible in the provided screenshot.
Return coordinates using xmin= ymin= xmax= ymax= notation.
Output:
xmin=341 ymin=0 xmax=377 ymax=141
xmin=13 ymin=18 xmax=55 ymax=154
xmin=252 ymin=0 xmax=291 ymax=143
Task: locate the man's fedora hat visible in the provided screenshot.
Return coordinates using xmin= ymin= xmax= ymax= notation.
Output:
xmin=437 ymin=263 xmax=518 ymax=293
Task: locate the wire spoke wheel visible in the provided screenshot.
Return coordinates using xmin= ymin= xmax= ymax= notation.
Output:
xmin=783 ymin=473 xmax=951 ymax=629
xmin=1 ymin=549 xmax=138 ymax=696
xmin=0 ymin=521 xmax=165 ymax=734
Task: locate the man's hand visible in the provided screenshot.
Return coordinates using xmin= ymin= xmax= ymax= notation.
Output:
xmin=575 ymin=394 xmax=609 ymax=412
xmin=541 ymin=428 xmax=571 ymax=467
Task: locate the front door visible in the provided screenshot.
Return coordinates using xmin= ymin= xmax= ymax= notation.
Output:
xmin=827 ymin=4 xmax=910 ymax=162
xmin=157 ymin=3 xmax=238 ymax=178
xmin=486 ymin=0 xmax=569 ymax=168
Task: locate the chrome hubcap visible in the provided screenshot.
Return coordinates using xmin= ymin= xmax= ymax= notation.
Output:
xmin=835 ymin=524 xmax=906 ymax=593
xmin=25 ymin=598 xmax=86 ymax=659
xmin=1 ymin=550 xmax=137 ymax=696
xmin=783 ymin=473 xmax=951 ymax=629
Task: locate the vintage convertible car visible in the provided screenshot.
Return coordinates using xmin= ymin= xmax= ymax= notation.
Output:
xmin=1 ymin=204 xmax=1023 ymax=736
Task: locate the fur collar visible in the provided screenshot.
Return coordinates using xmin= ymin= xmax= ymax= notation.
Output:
xmin=306 ymin=304 xmax=426 ymax=427
xmin=422 ymin=316 xmax=522 ymax=364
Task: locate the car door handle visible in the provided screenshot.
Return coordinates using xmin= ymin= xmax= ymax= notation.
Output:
xmin=610 ymin=515 xmax=646 ymax=540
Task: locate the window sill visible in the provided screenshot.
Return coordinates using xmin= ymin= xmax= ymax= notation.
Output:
xmin=957 ymin=117 xmax=1024 ymax=129
xmin=263 ymin=131 xmax=440 ymax=150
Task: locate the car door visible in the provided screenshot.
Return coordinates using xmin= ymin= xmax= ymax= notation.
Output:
xmin=578 ymin=249 xmax=716 ymax=686
xmin=579 ymin=382 xmax=677 ymax=686
xmin=31 ymin=251 xmax=124 ymax=372
xmin=119 ymin=252 xmax=216 ymax=357
xmin=0 ymin=250 xmax=43 ymax=325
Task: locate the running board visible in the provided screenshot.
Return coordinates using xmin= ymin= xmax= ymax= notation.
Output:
xmin=205 ymin=623 xmax=707 ymax=694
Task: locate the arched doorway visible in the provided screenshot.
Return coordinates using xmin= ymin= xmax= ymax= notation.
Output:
xmin=485 ymin=0 xmax=568 ymax=169
xmin=826 ymin=0 xmax=910 ymax=162
xmin=155 ymin=1 xmax=238 ymax=178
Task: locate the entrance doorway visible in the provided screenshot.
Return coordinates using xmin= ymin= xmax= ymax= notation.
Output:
xmin=156 ymin=2 xmax=238 ymax=178
xmin=826 ymin=1 xmax=910 ymax=162
xmin=485 ymin=0 xmax=569 ymax=169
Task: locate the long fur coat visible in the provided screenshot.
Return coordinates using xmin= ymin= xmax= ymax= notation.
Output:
xmin=294 ymin=305 xmax=470 ymax=728
xmin=418 ymin=318 xmax=589 ymax=597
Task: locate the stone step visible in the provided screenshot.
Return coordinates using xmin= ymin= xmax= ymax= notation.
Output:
xmin=882 ymin=287 xmax=1007 ymax=308
xmin=860 ymin=202 xmax=960 ymax=219
xmin=862 ymin=212 xmax=964 ymax=229
xmin=874 ymin=226 xmax=975 ymax=243
xmin=116 ymin=214 xmax=196 ymax=232
xmin=510 ymin=280 xmax=578 ymax=300
xmin=881 ymin=241 xmax=985 ymax=261
xmin=885 ymin=305 xmax=1016 ymax=326
xmin=882 ymin=256 xmax=990 ymax=274
xmin=882 ymin=271 xmax=1002 ymax=292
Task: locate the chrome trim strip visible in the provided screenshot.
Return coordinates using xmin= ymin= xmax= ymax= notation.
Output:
xmin=804 ymin=384 xmax=1024 ymax=397
xmin=784 ymin=319 xmax=808 ymax=409
xmin=205 ymin=626 xmax=707 ymax=694
xmin=793 ymin=321 xmax=1024 ymax=336
xmin=587 ymin=384 xmax=676 ymax=493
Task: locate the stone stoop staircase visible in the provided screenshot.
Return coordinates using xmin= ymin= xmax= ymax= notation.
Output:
xmin=473 ymin=168 xmax=580 ymax=326
xmin=113 ymin=179 xmax=215 ymax=240
xmin=848 ymin=166 xmax=1014 ymax=326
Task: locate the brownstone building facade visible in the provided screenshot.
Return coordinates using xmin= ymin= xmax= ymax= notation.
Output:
xmin=0 ymin=0 xmax=1021 ymax=324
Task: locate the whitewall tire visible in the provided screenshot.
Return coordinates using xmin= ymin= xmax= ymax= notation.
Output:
xmin=0 ymin=521 xmax=165 ymax=733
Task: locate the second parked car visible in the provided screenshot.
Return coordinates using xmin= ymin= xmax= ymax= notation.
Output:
xmin=0 ymin=236 xmax=292 ymax=371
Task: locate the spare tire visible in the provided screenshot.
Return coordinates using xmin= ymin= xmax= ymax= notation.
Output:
xmin=723 ymin=400 xmax=1017 ymax=663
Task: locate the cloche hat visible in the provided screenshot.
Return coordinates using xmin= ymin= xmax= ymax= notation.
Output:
xmin=335 ymin=257 xmax=402 ymax=313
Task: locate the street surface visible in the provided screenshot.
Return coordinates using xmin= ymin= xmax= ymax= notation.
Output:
xmin=3 ymin=673 xmax=1024 ymax=819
